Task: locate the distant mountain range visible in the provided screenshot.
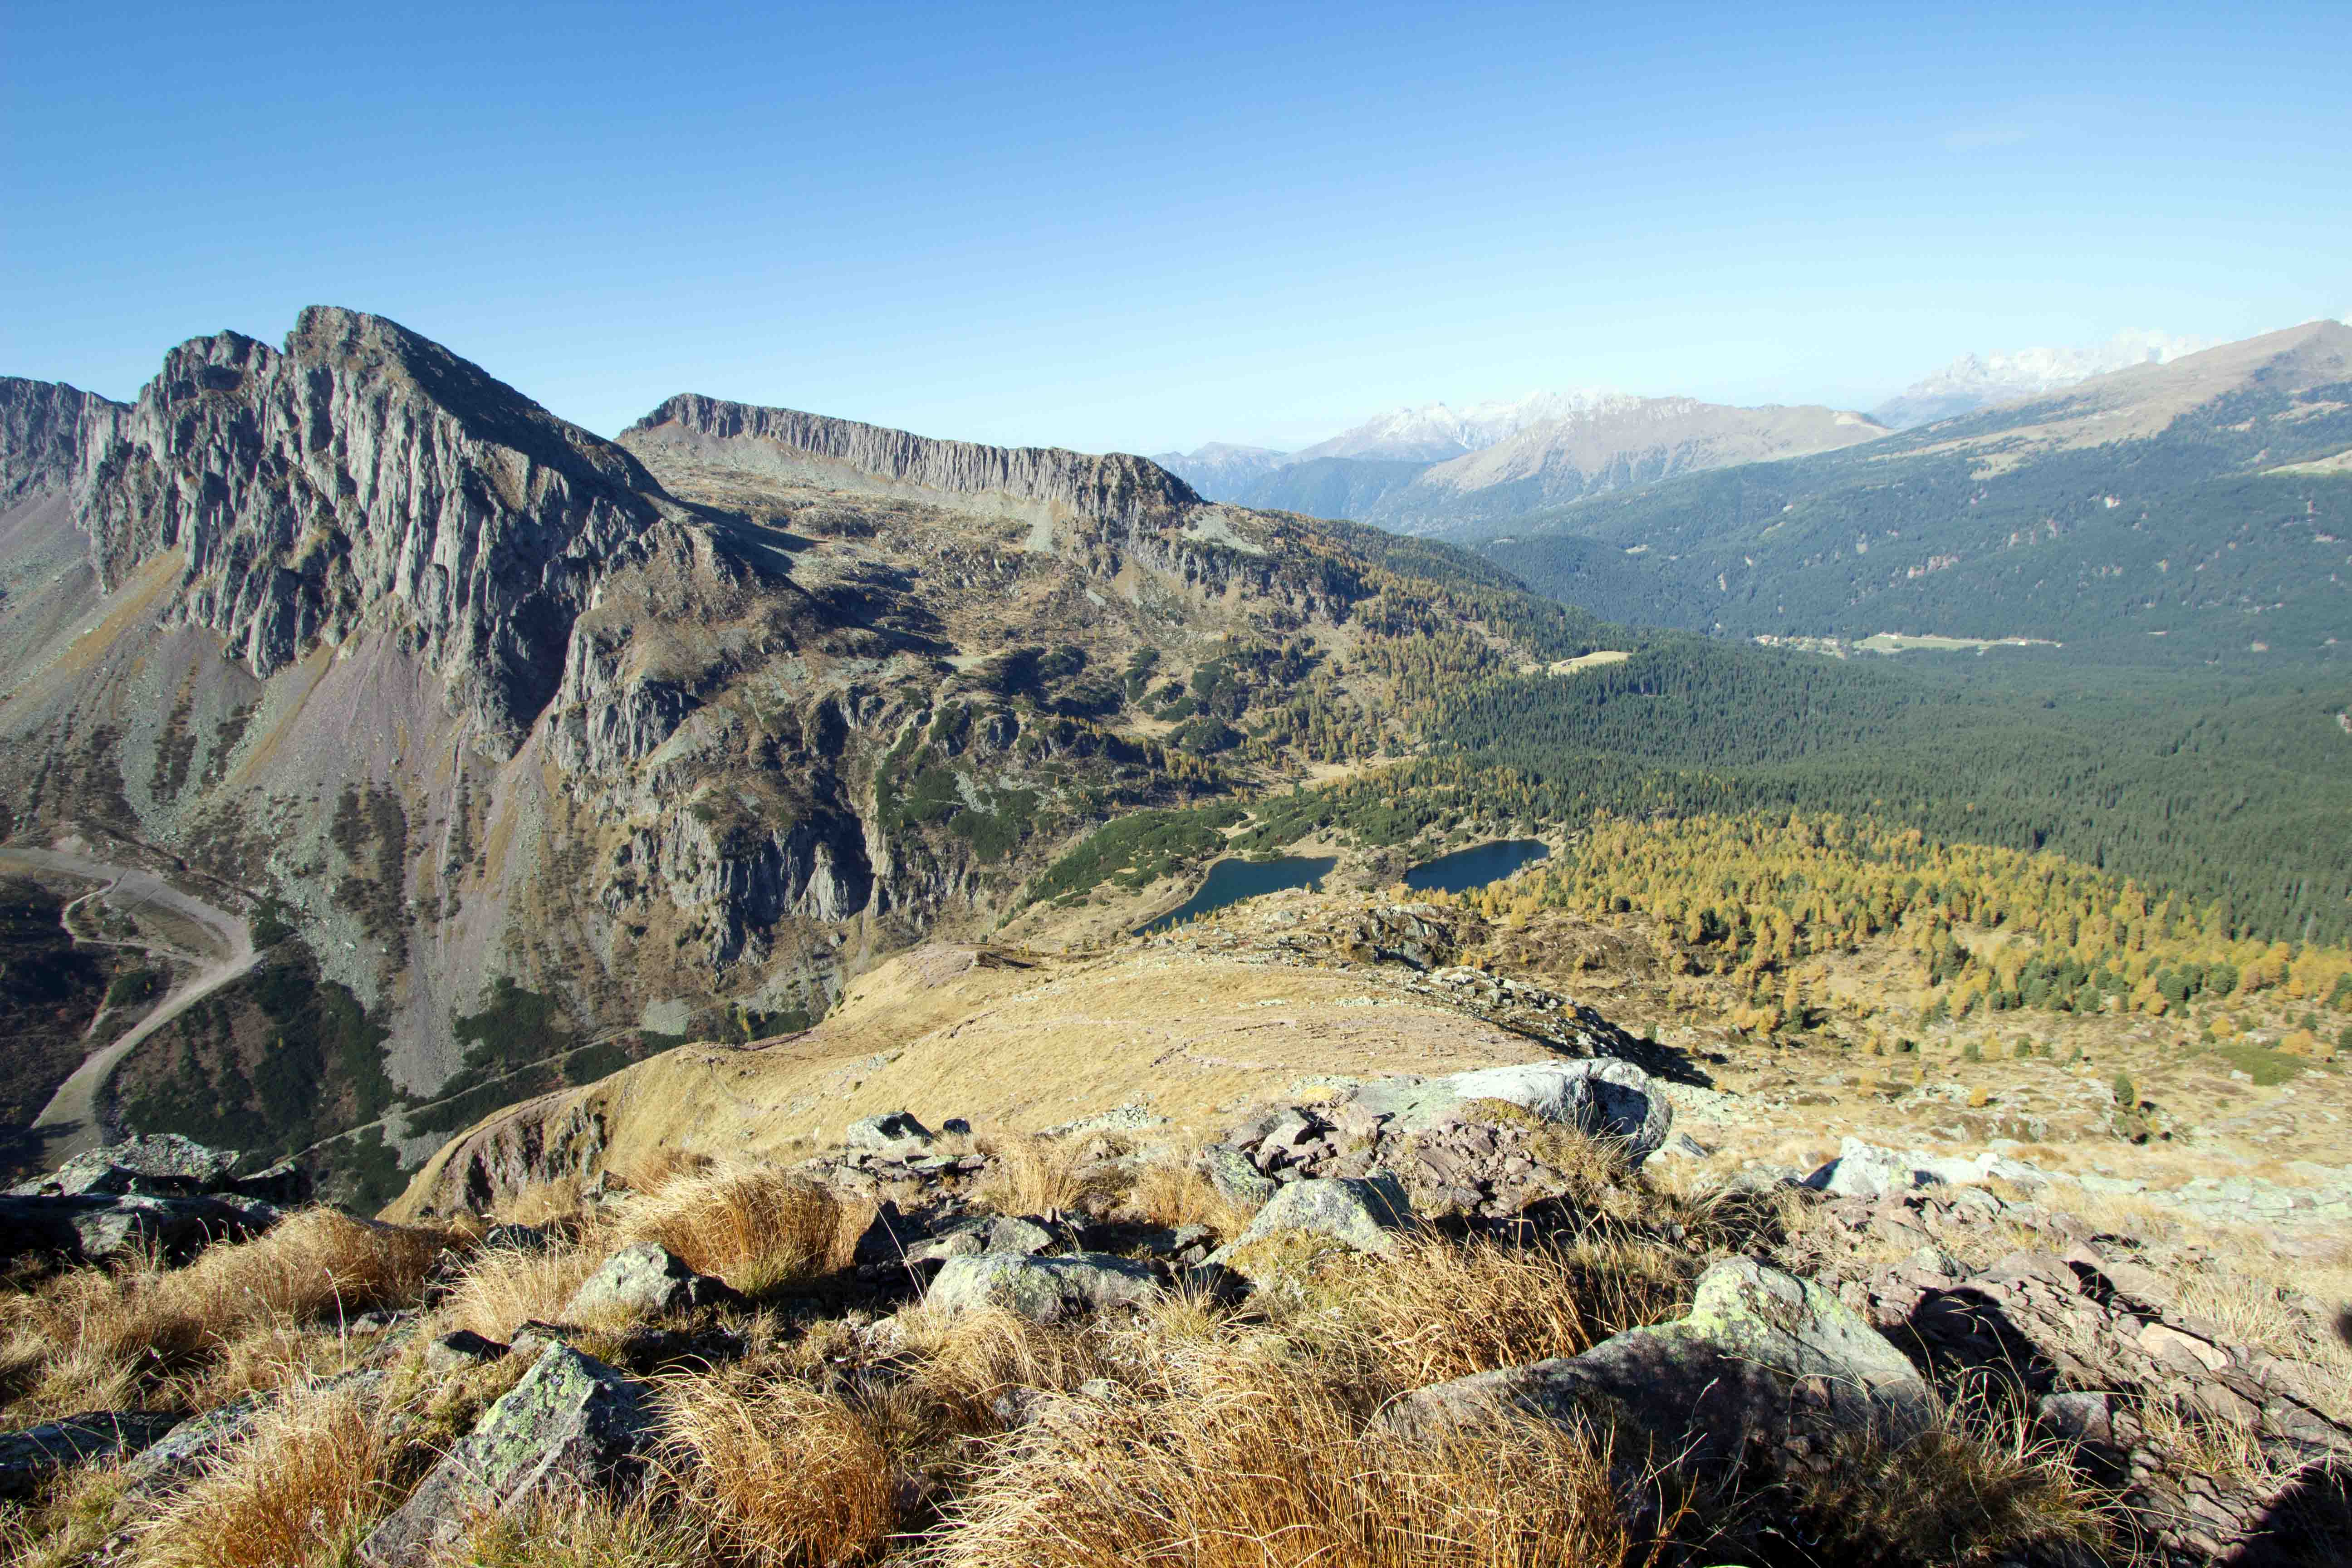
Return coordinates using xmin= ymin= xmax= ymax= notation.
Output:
xmin=1157 ymin=395 xmax=1886 ymax=539
xmin=1153 ymin=330 xmax=2222 ymax=537
xmin=1476 ymin=319 xmax=2352 ymax=663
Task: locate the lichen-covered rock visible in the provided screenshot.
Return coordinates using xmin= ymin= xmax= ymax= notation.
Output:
xmin=844 ymin=1111 xmax=934 ymax=1156
xmin=1387 ymin=1258 xmax=1928 ymax=1455
xmin=1214 ymin=1174 xmax=1413 ymax=1261
xmin=925 ymin=1252 xmax=1159 ymax=1323
xmin=985 ymin=1215 xmax=1057 ymax=1255
xmin=0 ymin=1411 xmax=182 ymax=1499
xmin=358 ymin=1345 xmax=656 ymax=1568
xmin=1200 ymin=1147 xmax=1279 ymax=1210
xmin=115 ymin=1398 xmax=267 ymax=1504
xmin=423 ymin=1329 xmax=511 ymax=1376
xmin=561 ymin=1242 xmax=736 ymax=1322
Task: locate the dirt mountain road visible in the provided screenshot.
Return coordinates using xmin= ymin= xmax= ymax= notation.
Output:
xmin=1 ymin=847 xmax=257 ymax=1164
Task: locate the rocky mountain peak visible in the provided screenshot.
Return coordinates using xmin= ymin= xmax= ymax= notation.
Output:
xmin=66 ymin=307 xmax=678 ymax=751
xmin=624 ymin=393 xmax=1200 ymax=531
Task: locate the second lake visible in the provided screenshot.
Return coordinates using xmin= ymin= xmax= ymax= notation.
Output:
xmin=1402 ymin=839 xmax=1551 ymax=895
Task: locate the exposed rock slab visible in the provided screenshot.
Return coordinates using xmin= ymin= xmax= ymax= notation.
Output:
xmin=358 ymin=1345 xmax=656 ymax=1568
xmin=0 ymin=1411 xmax=181 ymax=1499
xmin=925 ymin=1252 xmax=1158 ymax=1323
xmin=1387 ymin=1258 xmax=1928 ymax=1457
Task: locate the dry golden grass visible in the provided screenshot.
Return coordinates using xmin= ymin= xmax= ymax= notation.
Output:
xmin=893 ymin=1302 xmax=1127 ymax=1428
xmin=0 ymin=1466 xmax=126 ymax=1568
xmin=930 ymin=1342 xmax=1649 ymax=1568
xmin=656 ymin=1373 xmax=901 ymax=1566
xmin=1287 ymin=1231 xmax=1690 ymax=1394
xmin=0 ymin=1210 xmax=446 ymax=1419
xmin=131 ymin=1377 xmax=395 ymax=1568
xmin=971 ymin=1132 xmax=1093 ymax=1215
xmin=1784 ymin=1408 xmax=2116 ymax=1568
xmin=432 ymin=1239 xmax=608 ymax=1343
xmin=611 ymin=1166 xmax=859 ymax=1294
xmin=489 ymin=1174 xmax=598 ymax=1230
xmin=443 ymin=1492 xmax=701 ymax=1568
xmin=1125 ymin=1140 xmax=1249 ymax=1235
xmin=2134 ymin=1392 xmax=2299 ymax=1496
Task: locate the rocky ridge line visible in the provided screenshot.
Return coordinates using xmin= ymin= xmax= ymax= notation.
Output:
xmin=626 ymin=393 xmax=1200 ymax=529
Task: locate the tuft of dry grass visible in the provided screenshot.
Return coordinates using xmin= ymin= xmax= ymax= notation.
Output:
xmin=489 ymin=1174 xmax=598 ymax=1230
xmin=132 ymin=1377 xmax=396 ymax=1568
xmin=0 ymin=1210 xmax=446 ymax=1419
xmin=894 ymin=1302 xmax=1128 ymax=1429
xmin=657 ymin=1372 xmax=902 ymax=1566
xmin=432 ymin=1239 xmax=608 ymax=1343
xmin=972 ymin=1132 xmax=1094 ymax=1216
xmin=1783 ymin=1405 xmax=2117 ymax=1568
xmin=931 ymin=1340 xmax=1650 ymax=1568
xmin=1279 ymin=1231 xmax=1690 ymax=1396
xmin=1126 ymin=1140 xmax=1249 ymax=1235
xmin=445 ymin=1491 xmax=704 ymax=1567
xmin=612 ymin=1166 xmax=859 ymax=1295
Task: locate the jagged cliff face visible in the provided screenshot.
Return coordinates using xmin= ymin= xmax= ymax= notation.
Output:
xmin=68 ymin=308 xmax=678 ymax=752
xmin=0 ymin=378 xmax=114 ymax=507
xmin=0 ymin=307 xmax=1589 ymax=1201
xmin=631 ymin=395 xmax=1199 ymax=532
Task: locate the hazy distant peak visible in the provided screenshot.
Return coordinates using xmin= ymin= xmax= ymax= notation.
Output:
xmin=1289 ymin=388 xmax=1636 ymax=464
xmin=1874 ymin=329 xmax=2215 ymax=428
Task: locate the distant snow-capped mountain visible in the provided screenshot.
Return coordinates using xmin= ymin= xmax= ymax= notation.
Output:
xmin=1873 ymin=330 xmax=2213 ymax=429
xmin=1286 ymin=389 xmax=1637 ymax=464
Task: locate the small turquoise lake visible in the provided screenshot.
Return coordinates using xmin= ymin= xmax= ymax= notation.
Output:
xmin=1136 ymin=855 xmax=1338 ymax=935
xmin=1402 ymin=839 xmax=1551 ymax=894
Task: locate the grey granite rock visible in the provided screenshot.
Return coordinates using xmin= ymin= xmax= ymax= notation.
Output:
xmin=0 ymin=1411 xmax=182 ymax=1499
xmin=1214 ymin=1174 xmax=1413 ymax=1260
xmin=357 ymin=1346 xmax=656 ymax=1568
xmin=1386 ymin=1258 xmax=1929 ymax=1455
xmin=561 ymin=1242 xmax=735 ymax=1321
xmin=925 ymin=1252 xmax=1159 ymax=1323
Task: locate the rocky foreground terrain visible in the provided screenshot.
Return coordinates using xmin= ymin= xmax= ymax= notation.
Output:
xmin=1 ymin=882 xmax=2346 ymax=1567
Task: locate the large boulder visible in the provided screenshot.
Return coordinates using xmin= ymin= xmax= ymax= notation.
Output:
xmin=1216 ymin=1175 xmax=1413 ymax=1259
xmin=1348 ymin=1060 xmax=1675 ymax=1160
xmin=561 ymin=1242 xmax=736 ymax=1321
xmin=0 ymin=1191 xmax=282 ymax=1265
xmin=0 ymin=1411 xmax=182 ymax=1499
xmin=843 ymin=1111 xmax=934 ymax=1157
xmin=926 ymin=1252 xmax=1159 ymax=1323
xmin=9 ymin=1133 xmax=309 ymax=1206
xmin=1199 ymin=1147 xmax=1279 ymax=1210
xmin=358 ymin=1346 xmax=657 ymax=1568
xmin=1387 ymin=1258 xmax=1930 ymax=1457
xmin=10 ymin=1134 xmax=242 ymax=1197
xmin=1803 ymin=1137 xmax=2049 ymax=1198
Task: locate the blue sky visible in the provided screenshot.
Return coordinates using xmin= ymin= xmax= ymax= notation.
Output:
xmin=4 ymin=1 xmax=2346 ymax=453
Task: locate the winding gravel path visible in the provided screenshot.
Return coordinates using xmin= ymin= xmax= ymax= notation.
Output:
xmin=1 ymin=848 xmax=257 ymax=1161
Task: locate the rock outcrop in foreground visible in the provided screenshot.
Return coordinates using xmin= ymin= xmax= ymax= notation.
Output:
xmin=6 ymin=1086 xmax=2342 ymax=1566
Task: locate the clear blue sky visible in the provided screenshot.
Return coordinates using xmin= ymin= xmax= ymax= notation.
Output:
xmin=5 ymin=1 xmax=2345 ymax=453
